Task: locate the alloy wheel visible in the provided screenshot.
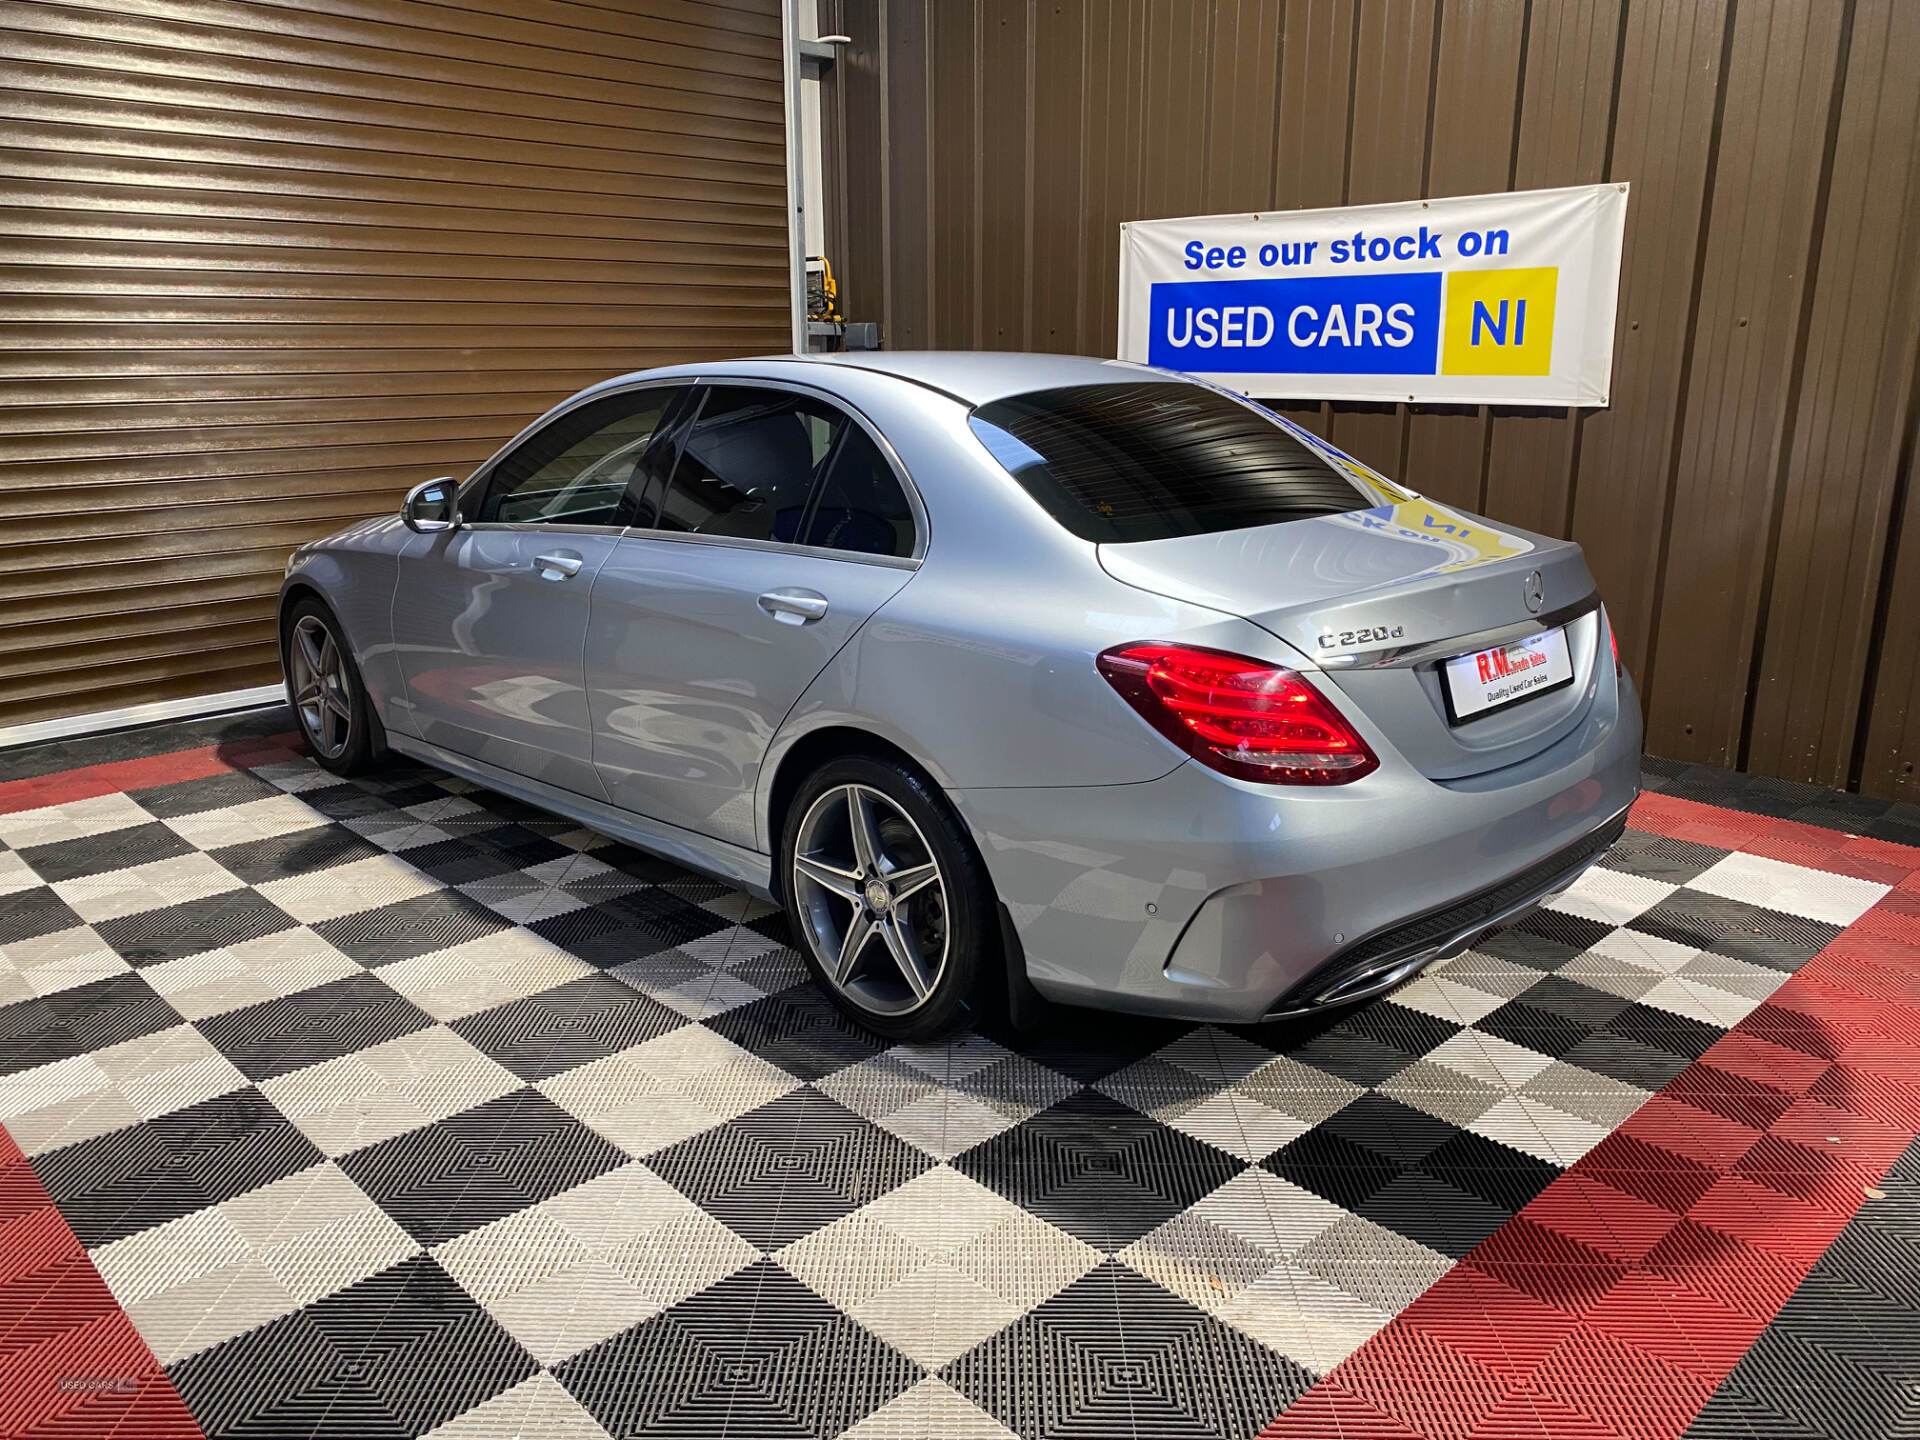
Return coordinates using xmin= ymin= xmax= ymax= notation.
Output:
xmin=791 ymin=783 xmax=950 ymax=1016
xmin=288 ymin=614 xmax=353 ymax=760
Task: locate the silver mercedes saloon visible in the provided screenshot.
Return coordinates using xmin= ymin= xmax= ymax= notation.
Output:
xmin=281 ymin=352 xmax=1641 ymax=1040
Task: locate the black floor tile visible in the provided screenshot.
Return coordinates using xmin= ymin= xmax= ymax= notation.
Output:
xmin=705 ymin=985 xmax=889 ymax=1082
xmin=295 ymin=784 xmax=403 ymax=822
xmin=0 ymin=969 xmax=178 ymax=1076
xmin=1263 ymin=1125 xmax=1405 ymax=1214
xmin=94 ymin=891 xmax=299 ymax=967
xmin=1358 ymin=1170 xmax=1515 ymax=1259
xmin=394 ymin=836 xmax=536 ymax=887
xmin=196 ymin=971 xmax=436 ymax=1082
xmin=37 ymin=1087 xmax=323 ymax=1246
xmin=1474 ymin=997 xmax=1597 ymax=1060
xmin=1317 ymin=1092 xmax=1463 ymax=1165
xmin=1285 ymin=1024 xmax=1424 ymax=1089
xmin=208 ymin=825 xmax=389 ymax=885
xmin=17 ymin=821 xmax=196 ymax=882
xmin=950 ymin=1090 xmax=1242 ymax=1252
xmin=943 ymin=1260 xmax=1313 ymax=1440
xmin=556 ymin=1260 xmax=918 ymax=1440
xmin=312 ymin=889 xmax=514 ymax=966
xmin=450 ymin=973 xmax=685 ymax=1081
xmin=0 ymin=885 xmax=87 ymax=945
xmin=648 ymin=1086 xmax=932 ymax=1251
xmin=1336 ymin=1000 xmax=1464 ymax=1063
xmin=167 ymin=1254 xmax=536 ymax=1440
xmin=338 ymin=1089 xmax=628 ymax=1246
xmin=531 ymin=892 xmax=730 ymax=968
xmin=1628 ymin=890 xmax=1840 ymax=972
xmin=1599 ymin=829 xmax=1730 ymax=885
xmin=125 ymin=767 xmax=285 ymax=818
xmin=1416 ymin=1128 xmax=1561 ymax=1215
xmin=1565 ymin=1030 xmax=1699 ymax=1090
xmin=1517 ymin=974 xmax=1640 ymax=1031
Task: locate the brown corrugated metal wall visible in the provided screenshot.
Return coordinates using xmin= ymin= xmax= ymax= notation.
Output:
xmin=819 ymin=0 xmax=1920 ymax=801
xmin=0 ymin=0 xmax=790 ymax=730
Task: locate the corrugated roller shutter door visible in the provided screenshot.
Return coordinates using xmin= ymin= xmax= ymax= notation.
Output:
xmin=0 ymin=0 xmax=791 ymax=729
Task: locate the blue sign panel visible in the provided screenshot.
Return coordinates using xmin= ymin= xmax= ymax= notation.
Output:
xmin=1146 ymin=272 xmax=1443 ymax=374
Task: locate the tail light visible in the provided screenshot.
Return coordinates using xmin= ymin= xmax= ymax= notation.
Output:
xmin=1605 ymin=606 xmax=1620 ymax=674
xmin=1096 ymin=642 xmax=1379 ymax=785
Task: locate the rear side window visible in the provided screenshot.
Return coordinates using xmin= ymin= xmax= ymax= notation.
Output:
xmin=801 ymin=423 xmax=915 ymax=558
xmin=969 ymin=382 xmax=1379 ymax=543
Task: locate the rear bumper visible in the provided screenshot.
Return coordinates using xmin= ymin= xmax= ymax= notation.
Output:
xmin=1262 ymin=805 xmax=1629 ymax=1017
xmin=953 ymin=668 xmax=1642 ymax=1024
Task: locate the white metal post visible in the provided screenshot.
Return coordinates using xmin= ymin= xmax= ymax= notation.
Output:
xmin=780 ymin=0 xmax=809 ymax=354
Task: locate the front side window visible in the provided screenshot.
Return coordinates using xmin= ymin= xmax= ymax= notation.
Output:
xmin=654 ymin=386 xmax=845 ymax=541
xmin=969 ymin=381 xmax=1393 ymax=543
xmin=478 ymin=387 xmax=681 ymax=527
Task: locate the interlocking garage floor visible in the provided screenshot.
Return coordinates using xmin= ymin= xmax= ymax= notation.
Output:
xmin=2 ymin=716 xmax=1918 ymax=1440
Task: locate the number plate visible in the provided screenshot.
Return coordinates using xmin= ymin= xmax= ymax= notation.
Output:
xmin=1442 ymin=627 xmax=1574 ymax=723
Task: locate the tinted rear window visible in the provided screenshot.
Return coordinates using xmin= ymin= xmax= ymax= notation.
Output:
xmin=969 ymin=382 xmax=1379 ymax=543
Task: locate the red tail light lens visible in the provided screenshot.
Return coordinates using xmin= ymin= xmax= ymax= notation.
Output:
xmin=1606 ymin=606 xmax=1620 ymax=674
xmin=1097 ymin=642 xmax=1379 ymax=785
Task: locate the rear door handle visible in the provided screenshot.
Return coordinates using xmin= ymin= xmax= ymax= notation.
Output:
xmin=534 ymin=552 xmax=584 ymax=580
xmin=757 ymin=588 xmax=829 ymax=625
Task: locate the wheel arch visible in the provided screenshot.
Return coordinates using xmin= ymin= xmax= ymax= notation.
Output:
xmin=763 ymin=725 xmax=944 ymax=901
xmin=276 ymin=580 xmax=336 ymax=678
xmin=278 ymin=581 xmax=389 ymax=760
xmin=276 ymin=578 xmax=328 ymax=632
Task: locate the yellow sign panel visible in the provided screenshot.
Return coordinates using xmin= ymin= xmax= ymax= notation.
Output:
xmin=1442 ymin=267 xmax=1557 ymax=376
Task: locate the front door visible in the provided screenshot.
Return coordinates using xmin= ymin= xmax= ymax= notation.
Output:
xmin=585 ymin=384 xmax=920 ymax=847
xmin=393 ymin=383 xmax=687 ymax=796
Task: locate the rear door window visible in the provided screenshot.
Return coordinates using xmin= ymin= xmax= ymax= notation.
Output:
xmin=969 ymin=381 xmax=1386 ymax=543
xmin=652 ymin=386 xmax=845 ymax=542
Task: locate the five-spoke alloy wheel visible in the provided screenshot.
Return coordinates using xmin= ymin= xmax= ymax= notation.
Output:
xmin=781 ymin=755 xmax=992 ymax=1040
xmin=793 ymin=783 xmax=950 ymax=1015
xmin=288 ymin=613 xmax=355 ymax=761
xmin=281 ymin=597 xmax=382 ymax=776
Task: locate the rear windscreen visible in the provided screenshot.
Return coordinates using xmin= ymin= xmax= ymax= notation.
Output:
xmin=969 ymin=382 xmax=1382 ymax=543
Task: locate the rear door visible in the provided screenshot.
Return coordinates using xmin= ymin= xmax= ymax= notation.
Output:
xmin=585 ymin=383 xmax=919 ymax=847
xmin=393 ymin=384 xmax=688 ymax=796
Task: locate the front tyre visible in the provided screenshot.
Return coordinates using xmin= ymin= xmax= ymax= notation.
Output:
xmin=780 ymin=755 xmax=992 ymax=1042
xmin=282 ymin=597 xmax=383 ymax=777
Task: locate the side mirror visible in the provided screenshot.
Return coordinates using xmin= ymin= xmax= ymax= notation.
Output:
xmin=403 ymin=477 xmax=461 ymax=534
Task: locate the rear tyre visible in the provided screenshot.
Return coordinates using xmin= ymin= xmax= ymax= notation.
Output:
xmin=780 ymin=754 xmax=992 ymax=1042
xmin=282 ymin=597 xmax=384 ymax=777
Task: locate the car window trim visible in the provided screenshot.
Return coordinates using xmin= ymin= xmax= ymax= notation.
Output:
xmin=462 ymin=520 xmax=632 ymax=540
xmin=619 ymin=377 xmax=928 ymax=563
xmin=460 ymin=377 xmax=697 ymax=533
xmin=627 ymin=384 xmax=709 ymax=528
xmin=792 ymin=413 xmax=853 ymax=547
xmin=611 ymin=528 xmax=920 ymax=570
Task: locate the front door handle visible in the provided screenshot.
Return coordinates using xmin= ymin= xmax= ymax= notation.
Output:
xmin=757 ymin=588 xmax=830 ymax=625
xmin=534 ymin=552 xmax=584 ymax=580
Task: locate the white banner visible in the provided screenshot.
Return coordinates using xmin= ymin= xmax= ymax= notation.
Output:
xmin=1118 ymin=183 xmax=1628 ymax=406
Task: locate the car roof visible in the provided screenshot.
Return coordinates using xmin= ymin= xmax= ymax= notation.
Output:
xmin=795 ymin=351 xmax=1185 ymax=405
xmin=594 ymin=351 xmax=1190 ymax=408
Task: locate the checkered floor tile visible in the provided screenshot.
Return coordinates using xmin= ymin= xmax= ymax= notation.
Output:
xmin=1 ymin=747 xmax=1914 ymax=1439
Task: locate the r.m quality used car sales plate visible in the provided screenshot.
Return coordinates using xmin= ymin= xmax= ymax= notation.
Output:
xmin=1441 ymin=626 xmax=1574 ymax=722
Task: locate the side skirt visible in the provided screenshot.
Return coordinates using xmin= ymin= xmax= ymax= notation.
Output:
xmin=387 ymin=733 xmax=776 ymax=899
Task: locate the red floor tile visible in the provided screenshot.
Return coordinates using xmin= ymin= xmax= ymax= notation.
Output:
xmin=0 ymin=1136 xmax=201 ymax=1439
